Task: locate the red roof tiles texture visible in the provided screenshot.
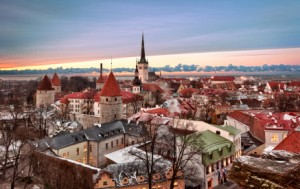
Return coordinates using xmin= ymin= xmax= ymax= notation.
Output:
xmin=99 ymin=72 xmax=122 ymax=97
xmin=143 ymin=83 xmax=164 ymax=92
xmin=51 ymin=73 xmax=61 ymax=86
xmin=211 ymin=76 xmax=235 ymax=82
xmin=121 ymin=91 xmax=143 ymax=104
xmin=37 ymin=75 xmax=54 ymax=90
xmin=274 ymin=129 xmax=300 ymax=153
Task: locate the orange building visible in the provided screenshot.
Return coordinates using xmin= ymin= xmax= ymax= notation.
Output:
xmin=94 ymin=164 xmax=185 ymax=189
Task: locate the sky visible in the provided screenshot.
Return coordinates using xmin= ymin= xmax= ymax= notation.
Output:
xmin=1 ymin=1 xmax=300 ymax=70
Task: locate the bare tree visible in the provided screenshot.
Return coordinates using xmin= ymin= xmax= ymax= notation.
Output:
xmin=128 ymin=119 xmax=164 ymax=189
xmin=160 ymin=119 xmax=203 ymax=189
xmin=129 ymin=117 xmax=204 ymax=189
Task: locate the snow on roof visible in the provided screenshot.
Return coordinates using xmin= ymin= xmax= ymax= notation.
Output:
xmin=104 ymin=144 xmax=141 ymax=163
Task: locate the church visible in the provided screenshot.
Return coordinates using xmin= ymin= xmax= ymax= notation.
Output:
xmin=35 ymin=34 xmax=162 ymax=128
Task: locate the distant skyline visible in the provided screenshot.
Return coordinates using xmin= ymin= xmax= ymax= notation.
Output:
xmin=1 ymin=1 xmax=300 ymax=70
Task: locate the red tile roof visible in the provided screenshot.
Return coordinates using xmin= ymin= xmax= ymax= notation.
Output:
xmin=179 ymin=88 xmax=198 ymax=97
xmin=145 ymin=107 xmax=177 ymax=117
xmin=143 ymin=83 xmax=164 ymax=93
xmin=274 ymin=128 xmax=300 ymax=153
xmin=37 ymin=75 xmax=54 ymax=90
xmin=260 ymin=112 xmax=300 ymax=133
xmin=65 ymin=90 xmax=97 ymax=100
xmin=121 ymin=91 xmax=143 ymax=103
xmin=211 ymin=76 xmax=235 ymax=82
xmin=288 ymin=81 xmax=300 ymax=87
xmin=268 ymin=81 xmax=285 ymax=91
xmin=99 ymin=72 xmax=122 ymax=97
xmin=51 ymin=73 xmax=61 ymax=86
xmin=60 ymin=97 xmax=70 ymax=104
xmin=228 ymin=111 xmax=253 ymax=126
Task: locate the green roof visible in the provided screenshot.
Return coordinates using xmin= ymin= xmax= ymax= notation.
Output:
xmin=210 ymin=124 xmax=241 ymax=136
xmin=195 ymin=130 xmax=232 ymax=153
xmin=192 ymin=130 xmax=235 ymax=166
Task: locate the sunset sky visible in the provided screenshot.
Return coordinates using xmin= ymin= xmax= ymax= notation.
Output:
xmin=1 ymin=1 xmax=300 ymax=70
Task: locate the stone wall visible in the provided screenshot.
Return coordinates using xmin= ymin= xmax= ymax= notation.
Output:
xmin=36 ymin=90 xmax=55 ymax=108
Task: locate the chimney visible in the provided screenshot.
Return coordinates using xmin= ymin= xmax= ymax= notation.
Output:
xmin=100 ymin=63 xmax=103 ymax=77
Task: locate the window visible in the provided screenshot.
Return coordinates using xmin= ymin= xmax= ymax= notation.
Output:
xmin=121 ymin=137 xmax=124 ymax=144
xmin=84 ymin=145 xmax=87 ymax=152
xmin=62 ymin=153 xmax=66 ymax=158
xmin=131 ymin=140 xmax=135 ymax=145
xmin=76 ymin=148 xmax=79 ymax=155
xmin=206 ymin=166 xmax=210 ymax=174
xmin=282 ymin=133 xmax=287 ymax=139
xmin=115 ymin=98 xmax=117 ymax=101
xmin=271 ymin=133 xmax=279 ymax=142
xmin=103 ymin=181 xmax=107 ymax=186
xmin=90 ymin=145 xmax=92 ymax=152
xmin=106 ymin=143 xmax=108 ymax=150
xmin=83 ymin=157 xmax=86 ymax=164
xmin=116 ymin=139 xmax=119 ymax=145
xmin=111 ymin=141 xmax=113 ymax=148
xmin=106 ymin=98 xmax=108 ymax=102
xmin=209 ymin=153 xmax=213 ymax=160
xmin=66 ymin=152 xmax=69 ymax=157
xmin=216 ymin=130 xmax=221 ymax=135
xmin=89 ymin=156 xmax=93 ymax=164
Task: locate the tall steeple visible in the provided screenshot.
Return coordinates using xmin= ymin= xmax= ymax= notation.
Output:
xmin=139 ymin=33 xmax=147 ymax=64
xmin=137 ymin=33 xmax=149 ymax=83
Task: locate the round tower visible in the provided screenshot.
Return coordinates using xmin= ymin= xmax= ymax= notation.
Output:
xmin=36 ymin=75 xmax=55 ymax=108
xmin=51 ymin=73 xmax=61 ymax=94
xmin=99 ymin=71 xmax=122 ymax=123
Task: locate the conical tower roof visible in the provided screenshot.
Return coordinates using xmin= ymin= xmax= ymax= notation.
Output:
xmin=51 ymin=73 xmax=61 ymax=86
xmin=37 ymin=75 xmax=54 ymax=90
xmin=138 ymin=33 xmax=148 ymax=64
xmin=99 ymin=72 xmax=121 ymax=97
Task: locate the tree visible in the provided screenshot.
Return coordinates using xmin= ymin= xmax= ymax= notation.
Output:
xmin=160 ymin=119 xmax=203 ymax=189
xmin=129 ymin=116 xmax=204 ymax=189
xmin=264 ymin=93 xmax=299 ymax=112
xmin=128 ymin=119 xmax=163 ymax=189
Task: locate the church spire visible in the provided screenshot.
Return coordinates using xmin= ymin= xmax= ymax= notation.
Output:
xmin=139 ymin=33 xmax=147 ymax=63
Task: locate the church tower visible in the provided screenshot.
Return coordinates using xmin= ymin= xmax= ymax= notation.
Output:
xmin=137 ymin=34 xmax=149 ymax=83
xmin=99 ymin=71 xmax=122 ymax=123
xmin=132 ymin=64 xmax=142 ymax=94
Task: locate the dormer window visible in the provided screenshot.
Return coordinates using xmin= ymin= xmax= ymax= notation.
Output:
xmin=122 ymin=177 xmax=129 ymax=185
xmin=106 ymin=98 xmax=108 ymax=102
xmin=115 ymin=98 xmax=117 ymax=101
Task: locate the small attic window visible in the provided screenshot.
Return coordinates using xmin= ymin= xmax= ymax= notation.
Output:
xmin=115 ymin=97 xmax=117 ymax=101
xmin=106 ymin=98 xmax=108 ymax=102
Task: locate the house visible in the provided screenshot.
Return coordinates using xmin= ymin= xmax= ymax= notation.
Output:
xmin=94 ymin=161 xmax=185 ymax=189
xmin=38 ymin=120 xmax=140 ymax=168
xmin=193 ymin=130 xmax=235 ymax=189
xmin=273 ymin=126 xmax=300 ymax=154
xmin=264 ymin=81 xmax=286 ymax=93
